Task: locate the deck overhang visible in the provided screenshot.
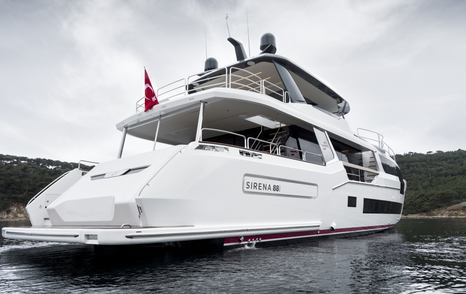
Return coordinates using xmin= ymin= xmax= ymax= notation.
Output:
xmin=117 ymin=88 xmax=358 ymax=147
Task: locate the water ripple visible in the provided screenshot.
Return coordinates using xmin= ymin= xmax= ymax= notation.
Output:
xmin=0 ymin=219 xmax=465 ymax=293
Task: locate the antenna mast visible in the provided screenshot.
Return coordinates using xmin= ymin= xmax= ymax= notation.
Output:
xmin=204 ymin=27 xmax=208 ymax=59
xmin=246 ymin=12 xmax=251 ymax=56
xmin=225 ymin=14 xmax=231 ymax=38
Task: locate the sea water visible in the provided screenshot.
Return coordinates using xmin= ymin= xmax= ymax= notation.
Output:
xmin=0 ymin=219 xmax=465 ymax=293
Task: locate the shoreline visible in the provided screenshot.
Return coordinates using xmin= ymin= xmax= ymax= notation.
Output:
xmin=2 ymin=216 xmax=466 ymax=222
xmin=0 ymin=217 xmax=28 ymax=222
xmin=402 ymin=215 xmax=466 ymax=219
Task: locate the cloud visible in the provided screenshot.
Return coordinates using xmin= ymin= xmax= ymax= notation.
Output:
xmin=0 ymin=0 xmax=465 ymax=162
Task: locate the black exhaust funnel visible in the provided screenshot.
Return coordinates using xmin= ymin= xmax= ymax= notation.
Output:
xmin=227 ymin=37 xmax=247 ymax=61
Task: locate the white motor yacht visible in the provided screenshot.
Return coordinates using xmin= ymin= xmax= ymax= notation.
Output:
xmin=2 ymin=34 xmax=406 ymax=247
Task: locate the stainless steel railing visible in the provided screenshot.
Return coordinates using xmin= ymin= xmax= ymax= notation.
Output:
xmin=200 ymin=128 xmax=247 ymax=148
xmin=247 ymin=137 xmax=279 ymax=154
xmin=200 ymin=128 xmax=326 ymax=166
xmin=342 ymin=161 xmax=379 ymax=183
xmin=136 ymin=67 xmax=288 ymax=112
xmin=356 ymin=128 xmax=396 ymax=160
xmin=278 ymin=145 xmax=325 ymax=165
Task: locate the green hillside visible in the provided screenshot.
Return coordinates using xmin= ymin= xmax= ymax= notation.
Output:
xmin=396 ymin=150 xmax=466 ymax=214
xmin=0 ymin=154 xmax=76 ymax=211
xmin=0 ymin=150 xmax=465 ymax=217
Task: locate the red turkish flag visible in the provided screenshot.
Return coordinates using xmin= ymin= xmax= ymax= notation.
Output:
xmin=144 ymin=68 xmax=158 ymax=111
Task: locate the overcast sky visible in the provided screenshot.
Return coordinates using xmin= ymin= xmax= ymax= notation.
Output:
xmin=1 ymin=0 xmax=465 ymax=162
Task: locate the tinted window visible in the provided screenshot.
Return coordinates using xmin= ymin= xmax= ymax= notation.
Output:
xmin=347 ymin=196 xmax=357 ymax=207
xmin=279 ymin=126 xmax=324 ymax=165
xmin=298 ymin=137 xmax=323 ymax=165
xmin=380 ymin=155 xmax=402 ymax=177
xmin=294 ymin=127 xmax=324 ymax=165
xmin=363 ymin=198 xmax=402 ymax=214
xmin=282 ymin=136 xmax=301 ymax=160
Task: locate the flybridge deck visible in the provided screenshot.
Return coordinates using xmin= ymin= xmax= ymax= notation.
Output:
xmin=136 ymin=54 xmax=350 ymax=115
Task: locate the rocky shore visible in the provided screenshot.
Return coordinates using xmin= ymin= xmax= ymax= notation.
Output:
xmin=403 ymin=201 xmax=466 ymax=219
xmin=0 ymin=203 xmax=28 ymax=221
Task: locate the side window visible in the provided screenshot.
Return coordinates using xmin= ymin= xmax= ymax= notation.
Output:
xmin=329 ymin=135 xmax=379 ymax=182
xmin=293 ymin=126 xmax=324 ymax=165
xmin=329 ymin=137 xmax=377 ymax=170
xmin=379 ymin=156 xmax=401 ymax=177
xmin=283 ymin=136 xmax=301 ymax=160
xmin=279 ymin=126 xmax=324 ymax=165
xmin=298 ymin=137 xmax=324 ymax=165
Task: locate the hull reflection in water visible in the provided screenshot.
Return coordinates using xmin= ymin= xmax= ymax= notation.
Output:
xmin=1 ymin=219 xmax=465 ymax=293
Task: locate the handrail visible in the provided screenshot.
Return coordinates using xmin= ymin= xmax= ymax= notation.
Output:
xmin=278 ymin=145 xmax=324 ymax=163
xmin=229 ymin=81 xmax=261 ymax=93
xmin=229 ymin=67 xmax=263 ymax=85
xmin=356 ymin=128 xmax=396 ymax=160
xmin=229 ymin=73 xmax=261 ymax=92
xmin=247 ymin=137 xmax=279 ymax=154
xmin=263 ymin=79 xmax=286 ymax=101
xmin=188 ymin=81 xmax=228 ymax=93
xmin=249 ymin=127 xmax=263 ymax=150
xmin=200 ymin=128 xmax=247 ymax=148
xmin=342 ymin=161 xmax=379 ymax=183
xmin=136 ymin=66 xmax=287 ymax=112
xmin=158 ymin=84 xmax=186 ymax=97
xmin=342 ymin=161 xmax=379 ymax=175
xmin=230 ymin=72 xmax=262 ymax=85
xmin=136 ymin=96 xmax=145 ymax=112
xmin=156 ymin=78 xmax=187 ymax=97
xmin=188 ymin=72 xmax=227 ymax=86
xmin=27 ymin=171 xmax=71 ymax=205
xmin=278 ymin=145 xmax=302 ymax=156
xmin=198 ymin=126 xmax=331 ymax=167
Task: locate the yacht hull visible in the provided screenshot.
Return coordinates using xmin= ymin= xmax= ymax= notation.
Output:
xmin=1 ymin=223 xmax=392 ymax=246
xmin=2 ymin=142 xmax=403 ymax=246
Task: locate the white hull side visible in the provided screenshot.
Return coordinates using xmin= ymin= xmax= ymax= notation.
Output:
xmin=137 ymin=143 xmax=403 ymax=230
xmin=2 ymin=143 xmax=404 ymax=246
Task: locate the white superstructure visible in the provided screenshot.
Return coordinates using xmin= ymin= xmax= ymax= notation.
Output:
xmin=2 ymin=34 xmax=406 ymax=247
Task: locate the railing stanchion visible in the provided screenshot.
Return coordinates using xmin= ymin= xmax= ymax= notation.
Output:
xmin=195 ymin=102 xmax=205 ymax=142
xmin=117 ymin=127 xmax=127 ymax=158
xmin=153 ymin=119 xmax=160 ymax=151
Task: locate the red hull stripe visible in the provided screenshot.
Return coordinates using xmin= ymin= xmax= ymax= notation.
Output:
xmin=223 ymin=224 xmax=393 ymax=246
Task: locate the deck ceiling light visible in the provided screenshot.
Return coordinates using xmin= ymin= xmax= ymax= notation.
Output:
xmin=245 ymin=115 xmax=284 ymax=129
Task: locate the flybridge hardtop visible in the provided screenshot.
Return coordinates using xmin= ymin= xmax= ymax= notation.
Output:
xmin=195 ymin=53 xmax=349 ymax=113
xmin=2 ymin=33 xmax=405 ymax=247
xmin=135 ymin=33 xmax=349 ymax=116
